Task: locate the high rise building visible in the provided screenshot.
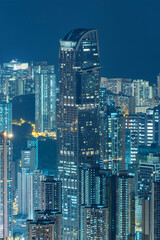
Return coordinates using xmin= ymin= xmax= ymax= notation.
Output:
xmin=100 ymin=105 xmax=125 ymax=171
xmin=35 ymin=62 xmax=56 ymax=133
xmin=125 ymin=113 xmax=146 ymax=165
xmin=21 ymin=147 xmax=37 ymax=171
xmin=27 ymin=138 xmax=38 ymax=168
xmin=136 ymin=153 xmax=160 ymax=199
xmin=79 ymin=163 xmax=109 ymax=239
xmin=125 ymin=114 xmax=139 ymax=164
xmin=106 ymin=173 xmax=117 ymax=239
xmin=0 ymin=133 xmax=13 ymax=239
xmin=0 ymin=99 xmax=12 ymax=135
xmin=79 ymin=163 xmax=107 ymax=207
xmin=18 ymin=169 xmax=45 ymax=218
xmin=142 ymin=181 xmax=160 ymax=239
xmin=27 ymin=210 xmax=62 ymax=240
xmin=57 ymin=28 xmax=100 ymax=239
xmin=24 ymin=63 xmax=35 ymax=95
xmin=145 ymin=108 xmax=155 ymax=147
xmin=132 ymin=79 xmax=150 ymax=105
xmin=0 ymin=97 xmax=13 ymax=238
xmin=0 ymin=60 xmax=29 ymax=100
xmin=80 ymin=205 xmax=109 ymax=240
xmin=40 ymin=176 xmax=62 ymax=212
xmin=28 ymin=170 xmax=45 ymax=219
xmin=150 ymin=181 xmax=160 ymax=239
xmin=18 ymin=168 xmax=30 ymax=215
xmin=125 ymin=107 xmax=160 ymax=167
xmin=116 ymin=171 xmax=135 ymax=240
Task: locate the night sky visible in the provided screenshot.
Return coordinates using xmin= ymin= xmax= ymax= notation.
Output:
xmin=0 ymin=0 xmax=160 ymax=83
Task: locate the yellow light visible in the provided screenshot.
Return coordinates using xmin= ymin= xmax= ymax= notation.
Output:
xmin=8 ymin=133 xmax=13 ymax=138
xmin=3 ymin=132 xmax=7 ymax=137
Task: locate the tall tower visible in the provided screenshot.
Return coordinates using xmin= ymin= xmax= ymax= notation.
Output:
xmin=35 ymin=63 xmax=56 ymax=133
xmin=0 ymin=99 xmax=12 ymax=135
xmin=116 ymin=171 xmax=135 ymax=240
xmin=0 ymin=133 xmax=13 ymax=239
xmin=57 ymin=28 xmax=100 ymax=239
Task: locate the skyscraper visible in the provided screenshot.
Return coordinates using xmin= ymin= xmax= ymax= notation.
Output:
xmin=57 ymin=28 xmax=100 ymax=239
xmin=0 ymin=96 xmax=13 ymax=238
xmin=141 ymin=181 xmax=160 ymax=239
xmin=0 ymin=133 xmax=13 ymax=239
xmin=40 ymin=176 xmax=62 ymax=212
xmin=80 ymin=205 xmax=109 ymax=240
xmin=35 ymin=62 xmax=56 ymax=133
xmin=100 ymin=105 xmax=125 ymax=171
xmin=0 ymin=99 xmax=12 ymax=135
xmin=116 ymin=171 xmax=135 ymax=240
xmin=28 ymin=170 xmax=45 ymax=219
xmin=0 ymin=60 xmax=29 ymax=100
xmin=79 ymin=163 xmax=109 ymax=239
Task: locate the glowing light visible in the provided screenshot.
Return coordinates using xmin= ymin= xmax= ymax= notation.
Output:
xmin=3 ymin=132 xmax=7 ymax=137
xmin=12 ymin=119 xmax=57 ymax=139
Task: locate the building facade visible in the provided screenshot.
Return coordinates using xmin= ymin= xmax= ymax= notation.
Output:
xmin=57 ymin=28 xmax=100 ymax=239
xmin=40 ymin=176 xmax=62 ymax=212
xmin=0 ymin=133 xmax=13 ymax=239
xmin=35 ymin=63 xmax=56 ymax=133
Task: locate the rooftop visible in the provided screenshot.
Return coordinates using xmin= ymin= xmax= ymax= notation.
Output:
xmin=63 ymin=28 xmax=93 ymax=42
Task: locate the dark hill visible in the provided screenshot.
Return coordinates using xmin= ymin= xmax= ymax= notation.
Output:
xmin=12 ymin=94 xmax=35 ymax=123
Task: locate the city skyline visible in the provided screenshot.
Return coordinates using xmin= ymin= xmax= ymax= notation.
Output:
xmin=0 ymin=1 xmax=160 ymax=238
xmin=0 ymin=30 xmax=160 ymax=238
xmin=0 ymin=1 xmax=160 ymax=82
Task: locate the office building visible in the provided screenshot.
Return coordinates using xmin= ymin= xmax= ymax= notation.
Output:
xmin=78 ymin=105 xmax=99 ymax=166
xmin=57 ymin=28 xmax=100 ymax=239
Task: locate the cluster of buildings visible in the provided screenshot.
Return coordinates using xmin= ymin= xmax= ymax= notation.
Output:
xmin=57 ymin=28 xmax=160 ymax=240
xmin=0 ymin=28 xmax=160 ymax=239
xmin=0 ymin=60 xmax=57 ymax=133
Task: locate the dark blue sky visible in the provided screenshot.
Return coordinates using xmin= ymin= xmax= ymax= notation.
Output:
xmin=0 ymin=0 xmax=160 ymax=83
